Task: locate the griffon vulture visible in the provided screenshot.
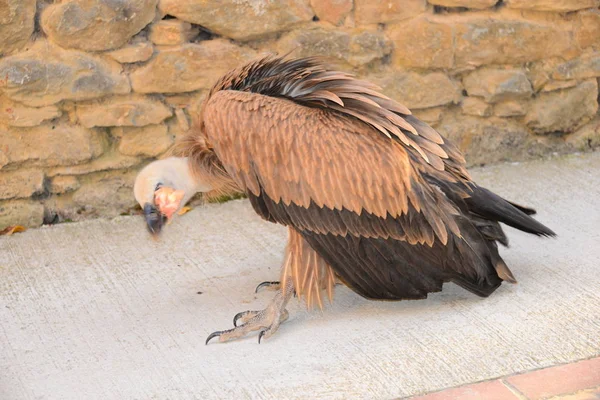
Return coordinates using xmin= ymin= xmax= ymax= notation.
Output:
xmin=133 ymin=56 xmax=555 ymax=345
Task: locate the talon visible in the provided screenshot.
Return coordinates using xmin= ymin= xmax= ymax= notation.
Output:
xmin=233 ymin=311 xmax=244 ymax=327
xmin=205 ymin=331 xmax=223 ymax=345
xmin=233 ymin=311 xmax=253 ymax=327
xmin=207 ymin=281 xmax=295 ymax=345
xmin=255 ymin=281 xmax=280 ymax=293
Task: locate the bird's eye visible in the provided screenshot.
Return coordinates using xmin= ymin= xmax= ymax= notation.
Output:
xmin=155 ymin=183 xmax=162 ymax=191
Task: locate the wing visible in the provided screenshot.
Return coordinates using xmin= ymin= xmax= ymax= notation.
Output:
xmin=203 ymin=90 xmax=464 ymax=244
xmin=201 ymin=90 xmax=510 ymax=300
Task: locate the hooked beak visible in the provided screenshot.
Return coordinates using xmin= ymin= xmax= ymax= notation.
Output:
xmin=144 ymin=202 xmax=166 ymax=238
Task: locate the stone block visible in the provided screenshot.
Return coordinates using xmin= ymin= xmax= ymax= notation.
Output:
xmin=0 ymin=200 xmax=44 ymax=228
xmin=463 ymin=68 xmax=532 ymax=103
xmin=278 ymin=26 xmax=392 ymax=67
xmin=0 ymin=170 xmax=45 ymax=200
xmin=76 ymin=95 xmax=172 ymax=128
xmin=159 ymin=0 xmax=313 ymax=41
xmin=117 ymin=124 xmax=174 ymax=157
xmin=310 ymin=0 xmax=352 ymax=26
xmin=525 ymin=80 xmax=598 ymax=134
xmin=41 ymin=0 xmax=157 ymax=51
xmin=130 ymin=41 xmax=256 ymax=93
xmin=374 ymin=71 xmax=461 ymax=109
xmin=0 ymin=0 xmax=36 ymax=55
xmin=0 ymin=41 xmax=130 ymax=107
xmin=0 ymin=123 xmax=106 ymax=169
xmin=354 ymin=0 xmax=426 ymax=25
xmin=387 ymin=16 xmax=453 ymax=69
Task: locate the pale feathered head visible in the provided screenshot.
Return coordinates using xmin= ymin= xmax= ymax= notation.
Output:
xmin=133 ymin=157 xmax=212 ymax=237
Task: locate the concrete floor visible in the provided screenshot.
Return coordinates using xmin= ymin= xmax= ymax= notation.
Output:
xmin=1 ymin=152 xmax=599 ymax=400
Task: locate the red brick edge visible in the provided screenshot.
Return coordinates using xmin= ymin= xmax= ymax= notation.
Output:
xmin=407 ymin=356 xmax=600 ymax=400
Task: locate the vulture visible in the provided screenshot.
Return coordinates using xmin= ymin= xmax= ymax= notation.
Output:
xmin=133 ymin=56 xmax=555 ymax=345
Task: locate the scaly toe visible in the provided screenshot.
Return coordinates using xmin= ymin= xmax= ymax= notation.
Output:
xmin=206 ymin=317 xmax=268 ymax=345
xmin=257 ymin=309 xmax=290 ymax=344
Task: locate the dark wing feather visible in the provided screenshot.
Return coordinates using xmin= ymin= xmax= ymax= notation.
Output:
xmin=249 ymin=190 xmax=504 ymax=300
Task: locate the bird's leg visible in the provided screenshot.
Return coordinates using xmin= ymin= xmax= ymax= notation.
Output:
xmin=206 ymin=279 xmax=295 ymax=344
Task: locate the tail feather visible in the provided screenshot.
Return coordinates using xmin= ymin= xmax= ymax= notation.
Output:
xmin=507 ymin=200 xmax=537 ymax=216
xmin=465 ymin=185 xmax=556 ymax=237
xmin=494 ymin=258 xmax=517 ymax=284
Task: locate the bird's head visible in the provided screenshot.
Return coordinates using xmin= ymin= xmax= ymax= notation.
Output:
xmin=133 ymin=157 xmax=211 ymax=238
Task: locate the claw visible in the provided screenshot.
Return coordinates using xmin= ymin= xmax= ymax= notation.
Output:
xmin=233 ymin=312 xmax=244 ymax=327
xmin=233 ymin=310 xmax=257 ymax=327
xmin=258 ymin=330 xmax=266 ymax=344
xmin=255 ymin=281 xmax=280 ymax=293
xmin=205 ymin=331 xmax=223 ymax=345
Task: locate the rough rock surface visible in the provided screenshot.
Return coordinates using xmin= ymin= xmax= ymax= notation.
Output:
xmin=0 ymin=41 xmax=130 ymax=107
xmin=412 ymin=107 xmax=446 ymax=124
xmin=0 ymin=97 xmax=62 ymax=127
xmin=130 ymin=41 xmax=256 ymax=93
xmin=106 ymin=42 xmax=154 ymax=64
xmin=437 ymin=111 xmax=556 ymax=166
xmin=309 ymin=0 xmax=352 ymax=26
xmin=0 ymin=169 xmax=45 ymax=200
xmin=149 ymin=20 xmax=198 ymax=46
xmin=49 ymin=176 xmax=80 ymax=194
xmin=354 ymin=0 xmax=426 ymax=25
xmin=575 ymin=10 xmax=600 ymax=50
xmin=0 ymin=200 xmax=44 ymax=228
xmin=463 ymin=68 xmax=533 ymax=103
xmin=526 ymin=58 xmax=564 ymax=92
xmin=452 ymin=12 xmax=573 ymax=67
xmin=0 ymin=123 xmax=105 ymax=169
xmin=427 ymin=0 xmax=498 ymax=8
xmin=71 ymin=170 xmax=138 ymax=218
xmin=41 ymin=0 xmax=158 ymax=51
xmin=374 ymin=71 xmax=461 ymax=109
xmin=505 ymin=0 xmax=599 ymax=12
xmin=461 ymin=97 xmax=492 ymax=117
xmin=48 ymin=152 xmax=140 ymax=177
xmin=525 ymin=80 xmax=599 ymax=134
xmin=494 ymin=101 xmax=527 ymax=117
xmin=552 ymin=53 xmax=600 ymax=81
xmin=277 ymin=27 xmax=392 ymax=67
xmin=159 ymin=0 xmax=313 ymax=41
xmin=566 ymin=117 xmax=600 ymax=151
xmin=0 ymin=0 xmax=36 ymax=56
xmin=75 ymin=95 xmax=172 ymax=128
xmin=117 ymin=124 xmax=174 ymax=157
xmin=541 ymin=80 xmax=578 ymax=92
xmin=387 ymin=16 xmax=453 ymax=69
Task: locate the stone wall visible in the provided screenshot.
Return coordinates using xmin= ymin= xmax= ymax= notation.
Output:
xmin=1 ymin=0 xmax=599 ymax=229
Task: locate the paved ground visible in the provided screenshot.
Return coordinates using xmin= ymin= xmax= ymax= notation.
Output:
xmin=409 ymin=357 xmax=600 ymax=400
xmin=1 ymin=152 xmax=599 ymax=400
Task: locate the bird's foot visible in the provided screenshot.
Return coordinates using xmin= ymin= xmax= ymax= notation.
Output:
xmin=206 ymin=280 xmax=294 ymax=345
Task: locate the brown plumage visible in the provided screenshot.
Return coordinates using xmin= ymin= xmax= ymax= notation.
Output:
xmin=151 ymin=55 xmax=555 ymax=342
